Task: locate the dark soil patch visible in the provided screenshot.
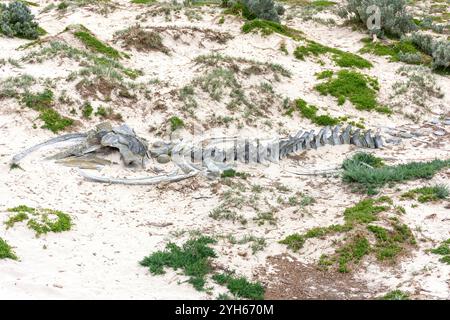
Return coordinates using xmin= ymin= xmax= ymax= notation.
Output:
xmin=258 ymin=254 xmax=372 ymax=300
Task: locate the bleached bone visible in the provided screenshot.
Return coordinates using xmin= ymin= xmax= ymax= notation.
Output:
xmin=11 ymin=133 xmax=87 ymax=165
xmin=12 ymin=123 xmax=384 ymax=185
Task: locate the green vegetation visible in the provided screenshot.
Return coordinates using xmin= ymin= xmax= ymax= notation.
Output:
xmin=241 ymin=19 xmax=303 ymax=40
xmin=227 ymin=234 xmax=267 ymax=254
xmin=81 ymin=102 xmax=93 ymax=118
xmin=23 ymin=41 xmax=141 ymax=81
xmin=131 ymin=0 xmax=156 ymax=4
xmin=221 ymin=169 xmax=249 ymax=179
xmin=6 ymin=206 xmax=72 ymax=237
xmin=194 ymin=53 xmax=291 ymax=78
xmin=22 ymin=88 xmax=53 ymax=110
xmin=279 ymin=233 xmax=305 ymax=252
xmin=315 ymin=70 xmax=387 ymax=113
xmin=75 ymin=30 xmax=120 ymax=59
xmin=38 ymin=109 xmax=74 ymax=133
xmin=379 ymin=290 xmax=410 ymax=300
xmin=281 ymin=196 xmax=414 ymax=272
xmin=343 ymin=197 xmax=390 ymax=224
xmin=310 ymin=0 xmax=336 ymax=7
xmin=140 ymin=236 xmax=265 ymax=297
xmin=193 ymin=67 xmax=239 ymax=101
xmin=140 ymin=237 xmax=216 ymax=290
xmin=342 ymin=153 xmax=450 ymax=195
xmin=280 ymin=197 xmax=390 ymax=252
xmin=5 ymin=211 xmax=29 ymax=228
xmin=339 ymin=0 xmax=416 ymax=39
xmin=22 ymin=89 xmax=73 ymax=133
xmin=343 ymin=152 xmax=384 ymax=169
xmin=279 ymin=224 xmax=352 ymax=252
xmin=401 ymin=185 xmax=449 ymax=203
xmin=168 ymin=116 xmax=184 ymax=131
xmin=430 ymin=239 xmax=450 ymax=265
xmin=73 ymin=25 xmax=122 ymax=59
xmin=359 ymin=38 xmax=430 ymax=65
xmin=0 ymin=1 xmax=40 ymax=39
xmin=223 ymin=0 xmax=285 ymax=23
xmin=368 ymin=220 xmax=416 ymax=261
xmin=335 ymin=234 xmax=370 ymax=273
xmin=289 ymin=98 xmax=340 ymax=126
xmin=140 ymin=237 xmax=217 ymax=290
xmin=295 ymin=40 xmax=373 ymax=69
xmin=315 ymin=70 xmax=333 ymax=79
xmin=0 ymin=238 xmax=17 ymax=260
xmin=212 ymin=273 xmax=265 ymax=300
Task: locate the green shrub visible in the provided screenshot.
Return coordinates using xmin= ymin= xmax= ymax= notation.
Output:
xmin=359 ymin=37 xmax=429 ymax=65
xmin=293 ymin=98 xmax=340 ymax=126
xmin=339 ymin=0 xmax=416 ymax=38
xmin=73 ymin=25 xmax=122 ymax=59
xmin=0 ymin=1 xmax=40 ymax=39
xmin=0 ymin=238 xmax=17 ymax=260
xmin=6 ymin=206 xmax=73 ymax=237
xmin=336 ymin=234 xmax=370 ymax=273
xmin=295 ymin=40 xmax=372 ymax=69
xmin=343 ymin=198 xmax=389 ymax=224
xmin=224 ymin=0 xmax=284 ymax=22
xmin=241 ymin=19 xmax=303 ymax=40
xmin=22 ymin=89 xmax=54 ymax=110
xmin=131 ymin=0 xmax=156 ymax=3
xmin=168 ymin=116 xmax=184 ymax=131
xmin=379 ymin=290 xmax=409 ymax=300
xmin=401 ymin=185 xmax=449 ymax=203
xmin=81 ymin=102 xmax=93 ymax=118
xmin=342 ymin=154 xmax=450 ymax=194
xmin=212 ymin=273 xmax=265 ymax=300
xmin=39 ymin=108 xmax=73 ymax=133
xmin=221 ymin=169 xmax=249 ymax=179
xmin=22 ymin=89 xmax=73 ymax=133
xmin=409 ymin=33 xmax=450 ymax=70
xmin=140 ymin=237 xmax=217 ymax=291
xmin=430 ymin=239 xmax=450 ymax=265
xmin=315 ymin=70 xmax=380 ymax=111
xmin=342 ymin=152 xmax=384 ymax=169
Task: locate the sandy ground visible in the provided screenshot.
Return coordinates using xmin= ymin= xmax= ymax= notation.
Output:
xmin=0 ymin=0 xmax=449 ymax=299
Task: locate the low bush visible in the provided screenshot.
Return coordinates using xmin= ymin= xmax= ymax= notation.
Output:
xmin=339 ymin=0 xmax=416 ymax=38
xmin=223 ymin=0 xmax=284 ymax=23
xmin=0 ymin=1 xmax=40 ymax=39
